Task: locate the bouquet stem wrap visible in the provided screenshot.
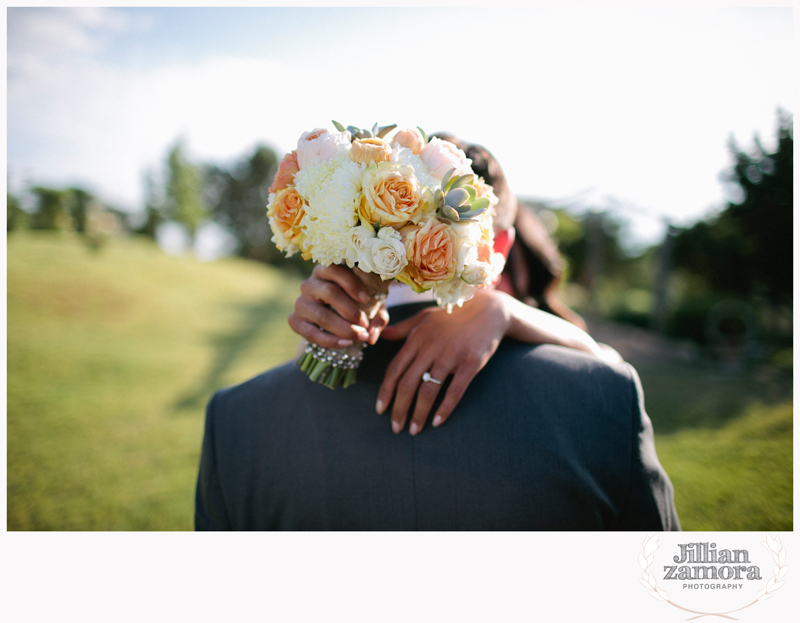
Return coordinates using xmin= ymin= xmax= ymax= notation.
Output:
xmin=297 ymin=267 xmax=388 ymax=389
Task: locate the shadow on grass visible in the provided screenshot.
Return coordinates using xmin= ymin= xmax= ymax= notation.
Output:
xmin=634 ymin=360 xmax=793 ymax=434
xmin=173 ymin=297 xmax=289 ymax=411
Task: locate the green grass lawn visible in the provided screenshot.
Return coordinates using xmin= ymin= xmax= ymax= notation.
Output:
xmin=6 ymin=232 xmax=792 ymax=530
xmin=7 ymin=232 xmax=302 ymax=530
xmin=637 ymin=362 xmax=792 ymax=531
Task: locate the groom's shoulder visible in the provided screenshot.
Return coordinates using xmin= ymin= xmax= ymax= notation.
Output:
xmin=498 ymin=340 xmax=636 ymax=387
xmin=206 ymin=360 xmax=307 ymax=423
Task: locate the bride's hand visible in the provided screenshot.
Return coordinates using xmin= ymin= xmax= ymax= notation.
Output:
xmin=288 ymin=264 xmax=389 ymax=348
xmin=376 ymin=291 xmax=511 ymax=435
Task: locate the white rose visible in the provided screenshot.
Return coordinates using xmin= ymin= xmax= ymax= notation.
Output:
xmin=461 ymin=261 xmax=493 ymax=286
xmin=377 ymin=226 xmax=402 ymax=241
xmin=345 ymin=225 xmax=377 ymax=268
xmin=296 ymin=128 xmax=352 ymax=170
xmin=490 ymin=251 xmax=507 ymax=279
xmin=432 ymin=278 xmax=478 ymax=309
xmin=371 ymin=236 xmax=407 ymax=280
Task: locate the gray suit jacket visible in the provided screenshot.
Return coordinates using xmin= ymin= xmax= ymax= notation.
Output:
xmin=195 ymin=303 xmax=680 ymax=530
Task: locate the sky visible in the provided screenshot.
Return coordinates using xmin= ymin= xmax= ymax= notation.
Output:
xmin=6 ymin=6 xmax=794 ymax=251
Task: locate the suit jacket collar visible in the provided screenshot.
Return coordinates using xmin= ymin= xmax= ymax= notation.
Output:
xmin=387 ymin=301 xmax=438 ymax=325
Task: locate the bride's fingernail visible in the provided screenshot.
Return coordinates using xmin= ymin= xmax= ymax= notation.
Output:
xmin=433 ymin=415 xmax=443 ymax=427
xmin=376 ymin=399 xmax=384 ymax=415
xmin=392 ymin=420 xmax=401 ymax=434
xmin=351 ymin=325 xmax=369 ymax=339
xmin=409 ymin=423 xmax=419 ymax=436
xmin=338 ymin=339 xmax=353 ymax=347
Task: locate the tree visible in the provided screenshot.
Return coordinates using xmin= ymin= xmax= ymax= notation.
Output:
xmin=164 ymin=139 xmax=208 ymax=241
xmin=7 ymin=191 xmax=27 ymax=232
xmin=673 ymin=110 xmax=793 ymax=306
xmin=29 ymin=187 xmax=72 ymax=231
xmin=204 ymin=144 xmax=308 ymax=272
xmin=66 ymin=187 xmax=93 ymax=233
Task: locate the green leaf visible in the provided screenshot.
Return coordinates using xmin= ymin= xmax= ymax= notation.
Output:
xmin=464 ymin=185 xmax=477 ymax=202
xmin=456 ymin=206 xmax=487 ymax=220
xmin=376 ymin=124 xmax=397 ymax=139
xmin=434 ymin=188 xmax=445 ymax=208
xmin=445 ymin=187 xmax=470 ymax=208
xmin=441 ymin=168 xmax=457 ymax=192
xmin=443 ymin=205 xmax=460 ymax=221
xmin=471 ymin=196 xmax=490 ymax=212
xmin=450 ymin=174 xmax=475 ymax=190
xmin=332 ymin=120 xmax=346 ymax=132
xmin=417 ymin=126 xmax=428 ymax=144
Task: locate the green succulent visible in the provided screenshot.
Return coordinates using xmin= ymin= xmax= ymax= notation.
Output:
xmin=434 ymin=168 xmax=491 ymax=223
xmin=332 ymin=120 xmax=397 ymax=141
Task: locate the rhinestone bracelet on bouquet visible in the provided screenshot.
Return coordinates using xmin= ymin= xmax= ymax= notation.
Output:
xmin=296 ymin=267 xmax=388 ymax=389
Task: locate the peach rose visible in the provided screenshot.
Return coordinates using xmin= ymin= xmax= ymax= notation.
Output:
xmin=296 ymin=128 xmax=351 ymax=169
xmin=418 ymin=137 xmax=472 ymax=179
xmin=359 ymin=162 xmax=421 ymax=227
xmin=392 ymin=128 xmax=425 ymax=154
xmin=267 ymin=187 xmax=305 ymax=249
xmin=269 ymin=150 xmax=300 ymax=194
xmin=402 ymin=218 xmax=457 ymax=288
xmin=350 ymin=137 xmax=392 ymax=165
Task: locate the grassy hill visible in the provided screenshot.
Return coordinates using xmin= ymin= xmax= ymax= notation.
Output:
xmin=7 ymin=232 xmax=792 ymax=530
xmin=8 ymin=232 xmax=302 ymax=530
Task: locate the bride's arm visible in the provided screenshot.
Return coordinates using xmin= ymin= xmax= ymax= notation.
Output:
xmin=375 ymin=289 xmax=620 ymax=436
xmin=288 ymin=264 xmax=619 ymax=435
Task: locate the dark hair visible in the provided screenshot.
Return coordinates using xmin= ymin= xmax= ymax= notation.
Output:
xmin=506 ymin=204 xmax=586 ymax=330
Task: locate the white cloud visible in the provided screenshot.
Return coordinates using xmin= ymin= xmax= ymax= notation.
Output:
xmin=6 ymin=7 xmax=792 ymax=249
xmin=7 ymin=7 xmax=138 ymax=102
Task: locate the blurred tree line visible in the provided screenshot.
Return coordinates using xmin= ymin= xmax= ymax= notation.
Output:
xmin=9 ymin=111 xmax=791 ymax=360
xmin=543 ymin=110 xmax=792 ymax=362
xmin=7 ymin=184 xmax=122 ymax=249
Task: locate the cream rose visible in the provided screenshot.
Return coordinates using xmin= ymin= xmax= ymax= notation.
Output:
xmin=359 ymin=162 xmax=421 ymax=227
xmin=402 ymin=218 xmax=457 ymax=289
xmin=296 ymin=128 xmax=351 ymax=170
xmin=269 ymin=150 xmax=300 ymax=194
xmin=391 ymin=128 xmax=425 ymax=155
xmin=267 ymin=187 xmax=306 ymax=253
xmin=371 ymin=236 xmax=407 ymax=280
xmin=418 ymin=137 xmax=472 ymax=179
xmin=350 ymin=138 xmax=392 ymax=165
xmin=461 ymin=261 xmax=493 ymax=286
xmin=345 ymin=225 xmax=377 ymax=269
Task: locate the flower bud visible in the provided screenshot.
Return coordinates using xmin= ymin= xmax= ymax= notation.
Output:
xmin=350 ymin=138 xmax=392 ymax=165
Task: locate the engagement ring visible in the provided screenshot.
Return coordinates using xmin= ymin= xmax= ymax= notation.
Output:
xmin=422 ymin=372 xmax=442 ymax=385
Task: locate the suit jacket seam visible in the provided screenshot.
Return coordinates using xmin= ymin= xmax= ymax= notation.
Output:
xmin=303 ymin=379 xmax=330 ymax=529
xmin=205 ymin=391 xmax=233 ymax=529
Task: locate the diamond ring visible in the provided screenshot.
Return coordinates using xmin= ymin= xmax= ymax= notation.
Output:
xmin=422 ymin=371 xmax=442 ymax=385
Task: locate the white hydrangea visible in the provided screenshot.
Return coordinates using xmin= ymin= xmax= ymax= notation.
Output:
xmin=300 ymin=156 xmax=365 ymax=265
xmin=432 ymin=278 xmax=478 ymax=310
xmin=391 ymin=145 xmax=441 ymax=193
xmin=449 ymin=220 xmax=481 ymax=278
xmin=295 ymin=151 xmax=353 ymax=204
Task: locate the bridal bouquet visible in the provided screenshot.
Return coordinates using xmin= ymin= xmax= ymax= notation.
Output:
xmin=268 ymin=122 xmax=506 ymax=388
